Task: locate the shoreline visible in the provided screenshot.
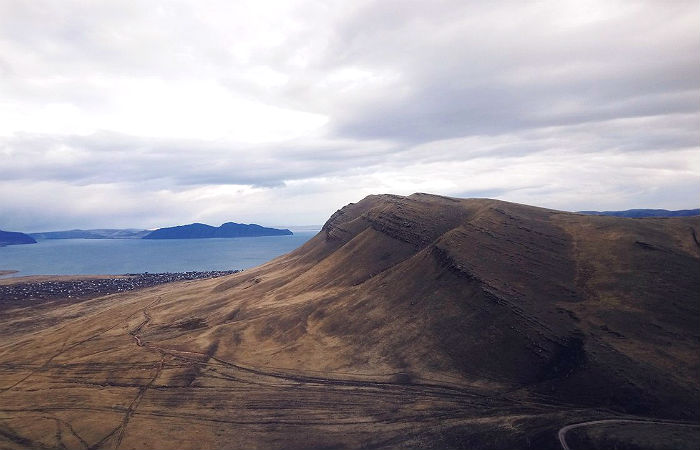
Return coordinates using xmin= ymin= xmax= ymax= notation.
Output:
xmin=0 ymin=273 xmax=132 ymax=285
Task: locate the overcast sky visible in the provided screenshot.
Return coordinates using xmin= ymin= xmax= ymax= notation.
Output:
xmin=1 ymin=0 xmax=698 ymax=231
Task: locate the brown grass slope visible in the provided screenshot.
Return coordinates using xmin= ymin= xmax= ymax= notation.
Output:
xmin=0 ymin=193 xmax=698 ymax=449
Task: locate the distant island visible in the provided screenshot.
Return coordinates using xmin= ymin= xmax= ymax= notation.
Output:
xmin=142 ymin=222 xmax=293 ymax=239
xmin=0 ymin=229 xmax=37 ymax=246
xmin=578 ymin=208 xmax=699 ymax=218
xmin=29 ymin=229 xmax=150 ymax=240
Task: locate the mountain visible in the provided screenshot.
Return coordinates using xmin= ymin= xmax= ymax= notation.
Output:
xmin=29 ymin=229 xmax=150 ymax=240
xmin=0 ymin=229 xmax=37 ymax=246
xmin=142 ymin=222 xmax=293 ymax=239
xmin=1 ymin=193 xmax=698 ymax=449
xmin=579 ymin=208 xmax=700 ymax=218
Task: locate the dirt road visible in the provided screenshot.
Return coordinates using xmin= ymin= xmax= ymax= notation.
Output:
xmin=558 ymin=418 xmax=700 ymax=450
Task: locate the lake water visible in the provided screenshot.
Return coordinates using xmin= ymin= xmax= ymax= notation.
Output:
xmin=0 ymin=232 xmax=316 ymax=277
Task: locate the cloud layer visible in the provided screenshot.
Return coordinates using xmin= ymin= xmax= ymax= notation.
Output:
xmin=1 ymin=0 xmax=698 ymax=231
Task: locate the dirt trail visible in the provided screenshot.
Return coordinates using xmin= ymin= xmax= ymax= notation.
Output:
xmin=113 ymin=355 xmax=165 ymax=449
xmin=88 ymin=297 xmax=165 ymax=450
xmin=122 ymin=295 xmax=493 ymax=403
xmin=0 ymin=312 xmax=138 ymax=394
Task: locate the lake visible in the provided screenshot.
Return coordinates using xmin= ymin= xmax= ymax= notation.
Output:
xmin=0 ymin=232 xmax=316 ymax=277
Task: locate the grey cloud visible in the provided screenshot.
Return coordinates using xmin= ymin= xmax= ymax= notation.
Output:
xmin=310 ymin=2 xmax=700 ymax=144
xmin=450 ymin=186 xmax=538 ymax=200
xmin=0 ymin=0 xmax=698 ymax=231
xmin=2 ymin=105 xmax=696 ymax=192
xmin=0 ymin=132 xmax=396 ymax=188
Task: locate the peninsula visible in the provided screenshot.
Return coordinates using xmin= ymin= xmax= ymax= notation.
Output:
xmin=0 ymin=229 xmax=36 ymax=246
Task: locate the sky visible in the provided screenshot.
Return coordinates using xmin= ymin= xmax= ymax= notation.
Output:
xmin=1 ymin=0 xmax=698 ymax=231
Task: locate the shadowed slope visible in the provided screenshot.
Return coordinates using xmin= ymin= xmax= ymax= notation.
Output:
xmin=1 ymin=193 xmax=698 ymax=449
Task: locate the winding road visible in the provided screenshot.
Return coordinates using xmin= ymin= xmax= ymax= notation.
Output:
xmin=558 ymin=418 xmax=700 ymax=450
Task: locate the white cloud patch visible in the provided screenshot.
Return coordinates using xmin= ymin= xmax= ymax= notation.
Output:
xmin=0 ymin=0 xmax=697 ymax=231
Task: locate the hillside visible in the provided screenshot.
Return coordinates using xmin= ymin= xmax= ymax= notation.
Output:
xmin=579 ymin=208 xmax=700 ymax=218
xmin=142 ymin=222 xmax=292 ymax=239
xmin=29 ymin=229 xmax=150 ymax=240
xmin=0 ymin=229 xmax=36 ymax=246
xmin=0 ymin=193 xmax=698 ymax=449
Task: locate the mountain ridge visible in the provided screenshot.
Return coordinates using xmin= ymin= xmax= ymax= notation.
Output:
xmin=1 ymin=193 xmax=698 ymax=449
xmin=142 ymin=221 xmax=293 ymax=239
xmin=578 ymin=208 xmax=699 ymax=218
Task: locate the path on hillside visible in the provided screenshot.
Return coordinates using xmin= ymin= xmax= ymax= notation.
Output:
xmin=127 ymin=300 xmax=496 ymax=400
xmin=558 ymin=418 xmax=700 ymax=450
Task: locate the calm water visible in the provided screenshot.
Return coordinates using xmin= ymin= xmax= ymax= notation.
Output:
xmin=0 ymin=232 xmax=316 ymax=276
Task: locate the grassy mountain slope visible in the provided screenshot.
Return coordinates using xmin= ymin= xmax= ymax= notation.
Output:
xmin=0 ymin=193 xmax=698 ymax=449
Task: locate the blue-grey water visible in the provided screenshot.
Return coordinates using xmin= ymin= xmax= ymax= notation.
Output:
xmin=0 ymin=232 xmax=316 ymax=277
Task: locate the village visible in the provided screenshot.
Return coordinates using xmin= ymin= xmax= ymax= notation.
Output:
xmin=0 ymin=270 xmax=239 ymax=304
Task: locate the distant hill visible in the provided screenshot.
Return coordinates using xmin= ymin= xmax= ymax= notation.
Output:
xmin=579 ymin=208 xmax=699 ymax=218
xmin=142 ymin=222 xmax=293 ymax=239
xmin=0 ymin=229 xmax=37 ymax=246
xmin=29 ymin=229 xmax=150 ymax=240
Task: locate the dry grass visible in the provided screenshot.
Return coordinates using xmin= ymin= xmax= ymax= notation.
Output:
xmin=0 ymin=193 xmax=697 ymax=449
